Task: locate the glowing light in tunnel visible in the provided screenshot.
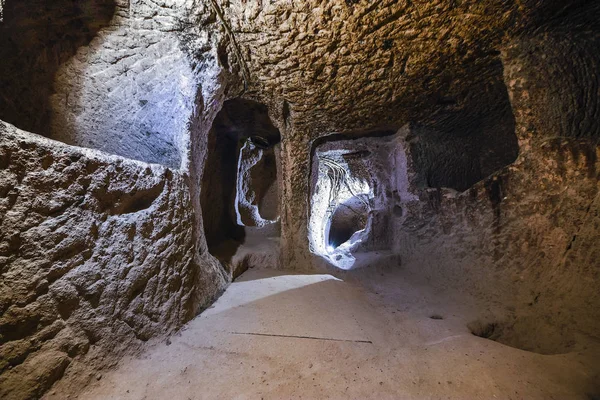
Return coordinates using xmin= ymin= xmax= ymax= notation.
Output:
xmin=308 ymin=151 xmax=373 ymax=270
xmin=234 ymin=141 xmax=247 ymax=226
xmin=234 ymin=140 xmax=280 ymax=228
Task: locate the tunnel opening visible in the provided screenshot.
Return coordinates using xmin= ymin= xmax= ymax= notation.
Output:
xmin=327 ymin=194 xmax=369 ymax=249
xmin=309 ymin=131 xmax=406 ymax=270
xmin=309 ymin=149 xmax=372 ymax=270
xmin=201 ymin=98 xmax=281 ymax=271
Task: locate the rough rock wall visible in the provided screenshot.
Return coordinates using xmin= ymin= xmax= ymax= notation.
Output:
xmin=217 ymin=0 xmax=599 ymax=273
xmin=391 ymin=138 xmax=599 ymax=351
xmin=51 ymin=0 xmax=197 ymax=168
xmin=0 ymin=0 xmax=234 ymax=169
xmin=0 ymin=0 xmax=115 ymax=137
xmin=0 ymin=0 xmax=598 ymax=396
xmin=385 ymin=26 xmax=600 ymax=347
xmin=505 ymin=32 xmax=600 ymax=145
xmin=0 ymin=0 xmax=241 ymax=397
xmin=218 ymin=0 xmax=532 ymax=268
xmin=213 ymin=0 xmax=600 ymax=348
xmin=407 ymin=74 xmax=518 ymax=191
xmin=0 ymin=122 xmax=227 ymax=399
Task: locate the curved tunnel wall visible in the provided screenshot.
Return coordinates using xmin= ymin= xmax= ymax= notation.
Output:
xmin=0 ymin=0 xmax=232 ymax=398
xmin=0 ymin=0 xmax=116 ymax=137
xmin=0 ymin=0 xmax=199 ymax=169
xmin=327 ymin=195 xmax=369 ymax=249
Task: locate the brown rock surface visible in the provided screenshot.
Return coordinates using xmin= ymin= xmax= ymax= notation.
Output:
xmin=0 ymin=123 xmax=227 ymax=399
xmin=0 ymin=0 xmax=599 ymax=398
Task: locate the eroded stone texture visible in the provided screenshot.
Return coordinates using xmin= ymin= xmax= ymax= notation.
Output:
xmin=1 ymin=0 xmax=599 ymax=397
xmin=391 ymin=138 xmax=599 ymax=353
xmin=0 ymin=1 xmax=239 ymax=393
xmin=0 ymin=1 xmax=237 ymax=397
xmin=0 ymin=0 xmax=236 ymax=169
xmin=0 ymin=123 xmax=227 ymax=399
xmin=215 ymin=0 xmax=529 ymax=268
xmin=309 ymin=132 xmax=405 ymax=269
xmin=217 ymin=0 xmax=600 ymax=273
xmin=0 ymin=0 xmax=115 ymax=137
xmin=50 ymin=0 xmax=196 ymax=168
xmin=380 ymin=25 xmax=600 ymax=350
xmin=207 ymin=0 xmax=600 ymax=353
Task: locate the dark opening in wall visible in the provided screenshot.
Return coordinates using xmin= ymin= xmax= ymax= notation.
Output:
xmin=0 ymin=0 xmax=116 ymax=136
xmin=309 ymin=131 xmax=403 ymax=270
xmin=328 ymin=195 xmax=369 ymax=249
xmin=408 ymin=70 xmax=519 ymax=191
xmin=249 ymin=147 xmax=279 ymax=221
xmin=201 ymin=98 xmax=281 ymax=264
xmin=468 ymin=317 xmax=577 ymax=355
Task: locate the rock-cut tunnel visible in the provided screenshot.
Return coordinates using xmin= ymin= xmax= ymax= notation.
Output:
xmin=0 ymin=0 xmax=599 ymax=399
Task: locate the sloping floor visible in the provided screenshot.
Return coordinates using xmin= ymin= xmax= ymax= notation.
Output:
xmin=69 ymin=269 xmax=599 ymax=400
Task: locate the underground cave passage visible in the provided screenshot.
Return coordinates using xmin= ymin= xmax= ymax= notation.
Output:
xmin=328 ymin=194 xmax=370 ymax=249
xmin=1 ymin=0 xmax=600 ymax=399
xmin=201 ymin=98 xmax=281 ymax=274
xmin=308 ymin=131 xmax=401 ymax=270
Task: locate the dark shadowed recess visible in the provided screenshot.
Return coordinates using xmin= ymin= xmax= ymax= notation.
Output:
xmin=516 ymin=0 xmax=600 ymax=143
xmin=0 ymin=0 xmax=116 ymax=135
xmin=407 ymin=63 xmax=519 ymax=192
xmin=518 ymin=0 xmax=600 ymax=33
xmin=201 ymin=98 xmax=281 ymax=264
xmin=328 ymin=195 xmax=369 ymax=248
xmin=468 ymin=317 xmax=577 ymax=355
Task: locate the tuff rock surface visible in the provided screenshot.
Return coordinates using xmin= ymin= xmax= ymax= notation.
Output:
xmin=0 ymin=0 xmax=599 ymax=398
xmin=0 ymin=0 xmax=236 ymax=397
xmin=0 ymin=123 xmax=228 ymax=399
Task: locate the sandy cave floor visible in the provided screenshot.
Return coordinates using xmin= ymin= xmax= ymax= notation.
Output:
xmin=55 ymin=269 xmax=600 ymax=400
